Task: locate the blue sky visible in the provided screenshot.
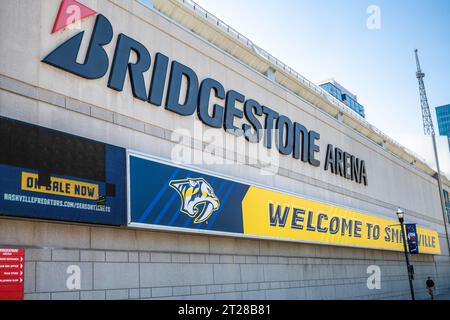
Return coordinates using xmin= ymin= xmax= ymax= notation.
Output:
xmin=193 ymin=0 xmax=450 ymax=175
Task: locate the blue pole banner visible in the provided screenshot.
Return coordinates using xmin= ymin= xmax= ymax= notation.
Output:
xmin=405 ymin=223 xmax=419 ymax=254
xmin=0 ymin=117 xmax=126 ymax=226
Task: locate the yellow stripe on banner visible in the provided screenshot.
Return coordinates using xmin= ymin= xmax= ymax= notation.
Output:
xmin=242 ymin=186 xmax=440 ymax=255
xmin=21 ymin=172 xmax=99 ymax=200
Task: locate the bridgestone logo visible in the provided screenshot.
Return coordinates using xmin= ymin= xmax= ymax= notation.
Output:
xmin=3 ymin=193 xmax=111 ymax=213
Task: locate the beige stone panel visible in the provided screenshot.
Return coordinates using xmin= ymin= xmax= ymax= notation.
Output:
xmin=0 ymin=0 xmax=42 ymax=86
xmin=0 ymin=90 xmax=40 ymax=122
xmin=0 ymin=218 xmax=90 ymax=248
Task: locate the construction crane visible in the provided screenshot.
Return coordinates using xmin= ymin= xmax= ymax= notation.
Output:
xmin=414 ymin=49 xmax=450 ymax=254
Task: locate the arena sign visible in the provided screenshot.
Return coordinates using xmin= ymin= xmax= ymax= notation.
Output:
xmin=42 ymin=1 xmax=368 ymax=186
xmin=128 ymin=152 xmax=440 ymax=254
xmin=0 ymin=117 xmax=126 ymax=226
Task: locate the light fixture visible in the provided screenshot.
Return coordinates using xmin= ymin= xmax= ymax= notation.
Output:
xmin=397 ymin=208 xmax=404 ymax=222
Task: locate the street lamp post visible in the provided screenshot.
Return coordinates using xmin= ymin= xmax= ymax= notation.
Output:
xmin=396 ymin=208 xmax=415 ymax=300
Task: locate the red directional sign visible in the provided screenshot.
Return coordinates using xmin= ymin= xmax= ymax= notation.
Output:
xmin=0 ymin=249 xmax=24 ymax=300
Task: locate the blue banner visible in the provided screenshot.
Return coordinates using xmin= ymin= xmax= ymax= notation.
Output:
xmin=405 ymin=223 xmax=419 ymax=254
xmin=0 ymin=118 xmax=126 ymax=225
xmin=127 ymin=153 xmax=441 ymax=255
xmin=129 ymin=154 xmax=249 ymax=233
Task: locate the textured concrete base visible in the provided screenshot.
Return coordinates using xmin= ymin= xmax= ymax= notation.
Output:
xmin=1 ymin=217 xmax=449 ymax=300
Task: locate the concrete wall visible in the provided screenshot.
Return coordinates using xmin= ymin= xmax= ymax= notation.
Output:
xmin=1 ymin=218 xmax=449 ymax=300
xmin=0 ymin=0 xmax=449 ymax=299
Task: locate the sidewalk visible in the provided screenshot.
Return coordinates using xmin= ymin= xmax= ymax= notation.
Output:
xmin=435 ymin=291 xmax=450 ymax=300
xmin=420 ymin=290 xmax=450 ymax=300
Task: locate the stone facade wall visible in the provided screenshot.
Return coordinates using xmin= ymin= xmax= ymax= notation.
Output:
xmin=1 ymin=218 xmax=449 ymax=300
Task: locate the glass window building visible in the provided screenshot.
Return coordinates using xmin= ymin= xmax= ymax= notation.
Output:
xmin=436 ymin=104 xmax=450 ymax=137
xmin=319 ymin=80 xmax=366 ymax=118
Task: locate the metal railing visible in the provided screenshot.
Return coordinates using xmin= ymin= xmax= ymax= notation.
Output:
xmin=158 ymin=0 xmax=429 ymax=166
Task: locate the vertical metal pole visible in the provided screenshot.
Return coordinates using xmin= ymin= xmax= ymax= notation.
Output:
xmin=447 ymin=137 xmax=450 ymax=155
xmin=431 ymin=133 xmax=450 ymax=254
xmin=400 ymin=221 xmax=415 ymax=300
xmin=414 ymin=49 xmax=450 ymax=255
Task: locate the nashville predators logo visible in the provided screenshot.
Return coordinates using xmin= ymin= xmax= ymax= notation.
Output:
xmin=169 ymin=178 xmax=220 ymax=224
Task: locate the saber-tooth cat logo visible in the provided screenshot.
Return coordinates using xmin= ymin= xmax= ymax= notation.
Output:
xmin=169 ymin=178 xmax=220 ymax=224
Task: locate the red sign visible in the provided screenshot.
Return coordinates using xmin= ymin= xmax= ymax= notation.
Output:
xmin=0 ymin=249 xmax=24 ymax=300
xmin=52 ymin=0 xmax=97 ymax=34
